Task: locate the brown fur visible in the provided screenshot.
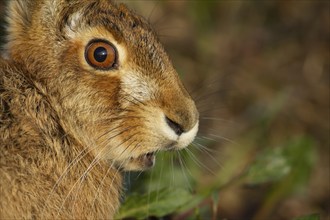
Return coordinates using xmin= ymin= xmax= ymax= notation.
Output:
xmin=0 ymin=0 xmax=198 ymax=219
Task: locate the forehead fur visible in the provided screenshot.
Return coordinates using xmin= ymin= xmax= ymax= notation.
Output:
xmin=68 ymin=1 xmax=170 ymax=74
xmin=6 ymin=0 xmax=171 ymax=75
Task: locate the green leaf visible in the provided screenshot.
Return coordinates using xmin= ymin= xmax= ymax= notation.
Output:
xmin=251 ymin=137 xmax=317 ymax=220
xmin=245 ymin=146 xmax=291 ymax=185
xmin=177 ymin=192 xmax=206 ymax=213
xmin=293 ymin=213 xmax=320 ymax=220
xmin=115 ymin=188 xmax=193 ymax=219
xmin=245 ymin=137 xmax=316 ymax=186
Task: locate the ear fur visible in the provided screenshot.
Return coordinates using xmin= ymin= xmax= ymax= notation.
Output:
xmin=6 ymin=0 xmax=32 ymax=39
xmin=4 ymin=0 xmax=33 ymax=57
xmin=4 ymin=0 xmax=66 ymax=59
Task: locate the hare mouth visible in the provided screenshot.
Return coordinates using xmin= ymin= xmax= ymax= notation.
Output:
xmin=142 ymin=152 xmax=156 ymax=168
xmin=132 ymin=151 xmax=156 ymax=169
xmin=124 ymin=142 xmax=178 ymax=171
xmin=137 ymin=145 xmax=176 ymax=169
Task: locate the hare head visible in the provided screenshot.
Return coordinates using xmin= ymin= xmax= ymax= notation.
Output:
xmin=5 ymin=0 xmax=199 ymax=171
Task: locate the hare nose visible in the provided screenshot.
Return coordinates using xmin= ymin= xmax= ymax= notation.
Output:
xmin=165 ymin=116 xmax=184 ymax=136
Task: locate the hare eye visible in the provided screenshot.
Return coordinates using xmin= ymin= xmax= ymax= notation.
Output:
xmin=85 ymin=40 xmax=117 ymax=70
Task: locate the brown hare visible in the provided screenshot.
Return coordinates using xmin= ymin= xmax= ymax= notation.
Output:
xmin=0 ymin=0 xmax=199 ymax=219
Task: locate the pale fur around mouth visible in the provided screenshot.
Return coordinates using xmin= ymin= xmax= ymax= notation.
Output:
xmin=137 ymin=120 xmax=199 ymax=166
xmin=134 ymin=129 xmax=198 ymax=169
xmin=117 ymin=117 xmax=199 ymax=171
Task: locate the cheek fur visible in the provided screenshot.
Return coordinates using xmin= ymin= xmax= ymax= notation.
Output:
xmin=120 ymin=69 xmax=160 ymax=103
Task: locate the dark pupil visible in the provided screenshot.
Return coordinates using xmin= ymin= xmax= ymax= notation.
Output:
xmin=94 ymin=47 xmax=107 ymax=62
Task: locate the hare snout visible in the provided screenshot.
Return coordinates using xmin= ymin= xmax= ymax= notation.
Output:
xmin=121 ymin=69 xmax=199 ymax=149
xmin=160 ymin=113 xmax=199 ymax=150
xmin=114 ymin=109 xmax=199 ymax=171
xmin=113 ymin=69 xmax=199 ymax=171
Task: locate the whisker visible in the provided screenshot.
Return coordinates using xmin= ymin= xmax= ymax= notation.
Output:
xmin=171 ymin=153 xmax=175 ymax=187
xmin=156 ymin=152 xmax=165 ymax=203
xmin=67 ymin=151 xmax=106 ymax=216
xmin=147 ymin=0 xmax=160 ymax=23
xmin=197 ymin=106 xmax=227 ymax=116
xmin=208 ymin=133 xmax=237 ymax=145
xmin=189 ymin=77 xmax=225 ymax=100
xmin=147 ymin=163 xmax=155 ymax=217
xmin=56 ymin=155 xmax=102 ymax=218
xmin=199 ymin=134 xmax=237 ymax=145
xmin=191 ymin=142 xmax=223 ymax=169
xmin=185 ymin=147 xmax=217 ymax=176
xmin=176 ymin=151 xmax=193 ymax=191
xmin=112 ymin=133 xmax=142 ymax=158
xmin=42 ymin=118 xmax=128 ymax=211
xmin=42 ymin=141 xmax=104 ymax=212
xmin=93 ymin=115 xmax=146 ymax=125
xmin=150 ymin=4 xmax=170 ymax=28
xmin=90 ymin=160 xmax=118 ymax=209
xmin=121 ymin=93 xmax=151 ymax=113
xmin=70 ymin=154 xmax=105 ymax=215
xmin=70 ymin=128 xmax=139 ymax=216
xmin=200 ymin=116 xmax=236 ymax=125
xmin=135 ymin=170 xmax=144 ymax=180
xmin=102 ymin=125 xmax=141 ymax=143
xmin=97 ymin=124 xmax=128 ymax=140
xmin=193 ymin=139 xmax=218 ymax=154
xmin=53 ymin=124 xmax=139 ymax=216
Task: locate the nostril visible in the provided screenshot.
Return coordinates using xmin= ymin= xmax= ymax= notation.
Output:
xmin=165 ymin=116 xmax=184 ymax=136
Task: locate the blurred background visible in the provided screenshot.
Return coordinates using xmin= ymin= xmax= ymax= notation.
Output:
xmin=0 ymin=1 xmax=329 ymax=220
xmin=119 ymin=1 xmax=329 ymax=220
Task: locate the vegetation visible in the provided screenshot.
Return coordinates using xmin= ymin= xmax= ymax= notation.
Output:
xmin=1 ymin=1 xmax=328 ymax=219
xmin=116 ymin=1 xmax=329 ymax=219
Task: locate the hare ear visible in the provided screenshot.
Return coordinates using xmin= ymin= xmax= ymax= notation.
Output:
xmin=4 ymin=0 xmax=33 ymax=57
xmin=6 ymin=0 xmax=64 ymax=30
xmin=6 ymin=0 xmax=33 ymax=34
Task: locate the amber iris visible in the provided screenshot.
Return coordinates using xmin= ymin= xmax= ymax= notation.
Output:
xmin=85 ymin=40 xmax=117 ymax=70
